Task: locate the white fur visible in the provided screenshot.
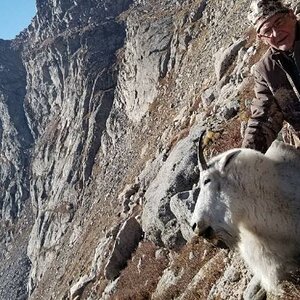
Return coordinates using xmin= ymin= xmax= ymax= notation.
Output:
xmin=191 ymin=141 xmax=300 ymax=292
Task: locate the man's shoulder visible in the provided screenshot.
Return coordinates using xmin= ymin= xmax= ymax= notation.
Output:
xmin=254 ymin=47 xmax=276 ymax=74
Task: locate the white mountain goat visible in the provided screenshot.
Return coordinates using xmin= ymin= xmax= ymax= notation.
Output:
xmin=191 ymin=132 xmax=300 ymax=293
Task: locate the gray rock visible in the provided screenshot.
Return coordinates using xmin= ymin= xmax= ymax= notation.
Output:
xmin=243 ymin=277 xmax=266 ymax=300
xmin=0 ymin=40 xmax=33 ymax=300
xmin=155 ymin=248 xmax=168 ymax=260
xmin=119 ymin=183 xmax=140 ymax=214
xmin=224 ymin=266 xmax=241 ymax=282
xmin=220 ymin=100 xmax=240 ymax=120
xmin=0 ymin=40 xmax=32 ymax=222
xmin=104 ymin=217 xmax=143 ymax=280
xmin=70 ymin=274 xmax=95 ymax=300
xmin=170 ymin=187 xmax=199 ymax=241
xmin=202 ymin=87 xmax=217 ymax=108
xmin=152 ymin=267 xmax=184 ymax=300
xmin=142 ymin=125 xmax=203 ymax=247
xmin=161 ymin=219 xmax=186 ymax=250
xmin=215 ymin=38 xmax=246 ymax=82
xmin=90 ymin=236 xmax=114 ymax=275
xmin=101 ymin=279 xmax=119 ymax=300
xmin=24 ymin=0 xmax=134 ymax=291
xmin=189 ymin=0 xmax=207 ymax=22
xmin=118 ymin=16 xmax=173 ymax=122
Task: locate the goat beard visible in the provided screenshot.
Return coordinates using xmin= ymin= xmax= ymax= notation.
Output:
xmin=206 ymin=227 xmax=238 ymax=250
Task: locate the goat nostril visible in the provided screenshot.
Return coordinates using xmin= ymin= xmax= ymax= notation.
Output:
xmin=203 ymin=226 xmax=214 ymax=239
xmin=192 ymin=223 xmax=197 ymax=231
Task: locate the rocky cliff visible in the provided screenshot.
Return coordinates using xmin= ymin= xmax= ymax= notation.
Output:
xmin=1 ymin=0 xmax=300 ymax=299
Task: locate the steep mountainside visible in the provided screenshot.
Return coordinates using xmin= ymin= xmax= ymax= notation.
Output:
xmin=1 ymin=0 xmax=300 ymax=299
xmin=0 ymin=39 xmax=33 ymax=300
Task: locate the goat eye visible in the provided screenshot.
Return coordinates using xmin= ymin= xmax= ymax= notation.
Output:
xmin=203 ymin=178 xmax=211 ymax=185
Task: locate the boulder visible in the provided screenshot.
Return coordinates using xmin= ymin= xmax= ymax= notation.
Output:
xmin=105 ymin=217 xmax=143 ymax=280
xmin=170 ymin=187 xmax=199 ymax=242
xmin=142 ymin=124 xmax=203 ymax=247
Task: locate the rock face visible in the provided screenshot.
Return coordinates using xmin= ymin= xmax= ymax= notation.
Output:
xmin=1 ymin=0 xmax=300 ymax=299
xmin=22 ymin=0 xmax=133 ymax=293
xmin=105 ymin=217 xmax=143 ymax=280
xmin=141 ymin=125 xmax=201 ymax=249
xmin=0 ymin=40 xmax=33 ymax=300
xmin=0 ymin=40 xmax=32 ymax=221
xmin=119 ymin=13 xmax=173 ymax=122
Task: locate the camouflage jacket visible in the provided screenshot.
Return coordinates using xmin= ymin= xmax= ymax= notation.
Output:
xmin=242 ymin=27 xmax=300 ymax=153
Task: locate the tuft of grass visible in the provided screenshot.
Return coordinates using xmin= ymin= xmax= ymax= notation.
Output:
xmin=157 ymin=237 xmax=227 ymax=299
xmin=269 ymin=282 xmax=300 ymax=300
xmin=113 ymin=241 xmax=169 ymax=300
xmin=204 ymin=117 xmax=243 ymax=158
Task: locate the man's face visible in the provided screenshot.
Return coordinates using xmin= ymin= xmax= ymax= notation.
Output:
xmin=258 ymin=11 xmax=297 ymax=51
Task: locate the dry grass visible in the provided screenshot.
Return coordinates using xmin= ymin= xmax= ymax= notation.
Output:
xmin=238 ymin=79 xmax=255 ymax=112
xmin=167 ymin=128 xmax=191 ymax=152
xmin=248 ymin=39 xmax=269 ymax=68
xmin=204 ymin=117 xmax=243 ymax=158
xmin=113 ymin=241 xmax=169 ymax=300
xmin=277 ymin=286 xmax=300 ymax=299
xmin=157 ymin=237 xmax=227 ymax=300
xmin=244 ymin=27 xmax=257 ymax=48
xmin=266 ymin=280 xmax=300 ymax=300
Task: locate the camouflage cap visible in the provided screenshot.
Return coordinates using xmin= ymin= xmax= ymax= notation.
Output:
xmin=248 ymin=0 xmax=290 ymax=32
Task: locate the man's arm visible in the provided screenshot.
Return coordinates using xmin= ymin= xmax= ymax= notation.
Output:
xmin=242 ymin=66 xmax=284 ymax=153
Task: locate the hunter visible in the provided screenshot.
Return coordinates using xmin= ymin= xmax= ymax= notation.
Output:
xmin=243 ymin=0 xmax=300 ymax=152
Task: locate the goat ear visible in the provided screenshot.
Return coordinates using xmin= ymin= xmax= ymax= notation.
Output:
xmin=219 ymin=150 xmax=241 ymax=173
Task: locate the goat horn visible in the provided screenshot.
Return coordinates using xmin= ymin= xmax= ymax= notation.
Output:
xmin=198 ymin=131 xmax=208 ymax=171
